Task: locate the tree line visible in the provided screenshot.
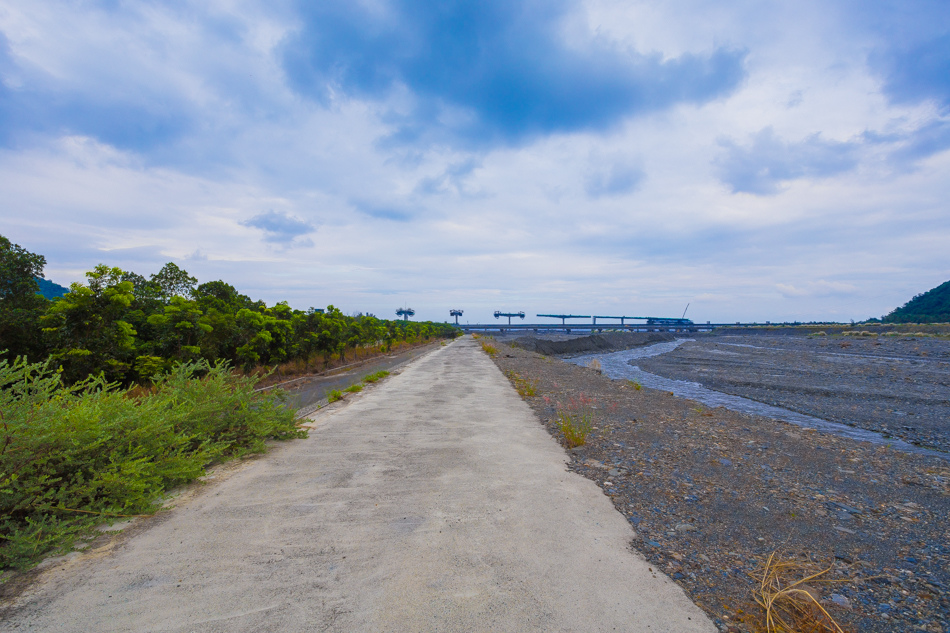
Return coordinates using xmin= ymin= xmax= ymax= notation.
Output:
xmin=0 ymin=234 xmax=458 ymax=384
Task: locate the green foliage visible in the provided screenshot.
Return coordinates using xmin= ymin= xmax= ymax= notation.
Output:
xmin=884 ymin=279 xmax=950 ymax=324
xmin=0 ymin=236 xmax=49 ymax=362
xmin=343 ymin=384 xmax=362 ymax=393
xmin=327 ymin=389 xmax=343 ymax=402
xmin=0 ymin=356 xmax=303 ymax=570
xmin=0 ymin=244 xmax=458 ymax=385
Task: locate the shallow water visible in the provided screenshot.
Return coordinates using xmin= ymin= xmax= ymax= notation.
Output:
xmin=568 ymin=340 xmax=946 ymax=459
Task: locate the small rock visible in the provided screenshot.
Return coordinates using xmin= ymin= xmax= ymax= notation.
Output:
xmin=829 ymin=593 xmax=851 ymax=609
xmin=675 ymin=523 xmax=697 ymax=533
xmin=608 ymin=468 xmax=621 ymax=476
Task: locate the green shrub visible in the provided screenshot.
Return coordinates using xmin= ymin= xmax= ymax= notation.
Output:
xmin=327 ymin=389 xmax=343 ymax=402
xmin=0 ymin=356 xmax=303 ymax=570
xmin=343 ymin=384 xmax=362 ymax=393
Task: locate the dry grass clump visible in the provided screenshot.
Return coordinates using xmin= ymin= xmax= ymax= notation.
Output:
xmin=480 ymin=341 xmax=499 ymax=357
xmin=750 ymin=551 xmax=847 ymax=633
xmin=587 ymin=358 xmax=603 ymax=373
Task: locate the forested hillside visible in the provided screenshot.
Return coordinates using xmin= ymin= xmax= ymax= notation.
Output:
xmin=884 ymin=279 xmax=950 ymax=324
xmin=35 ymin=276 xmax=69 ymax=299
xmin=0 ymin=234 xmax=458 ymax=384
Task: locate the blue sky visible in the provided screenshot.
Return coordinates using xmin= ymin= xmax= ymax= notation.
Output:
xmin=1 ymin=0 xmax=949 ymax=323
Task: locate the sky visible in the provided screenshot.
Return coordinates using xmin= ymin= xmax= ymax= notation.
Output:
xmin=1 ymin=0 xmax=949 ymax=324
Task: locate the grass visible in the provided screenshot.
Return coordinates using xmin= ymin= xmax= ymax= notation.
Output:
xmin=587 ymin=358 xmax=602 ymax=373
xmin=554 ymin=394 xmax=596 ymax=448
xmin=327 ymin=389 xmax=343 ymax=402
xmin=480 ymin=341 xmax=499 ymax=357
xmin=361 ymin=370 xmax=390 ymax=383
xmin=343 ymin=384 xmax=362 ymax=393
xmin=625 ymin=379 xmax=642 ymax=391
xmin=0 ymin=356 xmax=303 ymax=570
xmin=750 ymin=551 xmax=846 ymax=633
xmin=504 ymin=370 xmax=538 ymax=397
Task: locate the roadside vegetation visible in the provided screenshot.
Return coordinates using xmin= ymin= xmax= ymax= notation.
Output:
xmin=0 ymin=356 xmax=303 ymax=570
xmin=0 ymin=236 xmax=455 ymax=571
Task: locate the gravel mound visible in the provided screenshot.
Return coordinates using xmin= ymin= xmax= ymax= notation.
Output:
xmin=511 ymin=332 xmax=675 ymax=356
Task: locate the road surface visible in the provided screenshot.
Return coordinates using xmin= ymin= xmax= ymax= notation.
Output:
xmin=2 ymin=337 xmax=714 ymax=632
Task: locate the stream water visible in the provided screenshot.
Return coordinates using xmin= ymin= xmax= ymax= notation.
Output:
xmin=567 ymin=340 xmax=946 ymax=459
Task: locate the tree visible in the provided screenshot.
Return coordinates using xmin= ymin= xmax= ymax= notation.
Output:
xmin=0 ymin=235 xmax=49 ymax=361
xmin=42 ymin=265 xmax=137 ymax=382
xmin=150 ymin=263 xmax=197 ymax=302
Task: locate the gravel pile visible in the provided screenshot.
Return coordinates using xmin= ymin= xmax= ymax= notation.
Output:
xmin=492 ymin=341 xmax=950 ymax=633
xmin=510 ymin=331 xmax=674 ymax=356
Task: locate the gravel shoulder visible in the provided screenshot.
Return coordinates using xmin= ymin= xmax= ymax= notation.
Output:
xmin=1 ymin=337 xmax=713 ymax=633
xmin=492 ymin=340 xmax=950 ymax=633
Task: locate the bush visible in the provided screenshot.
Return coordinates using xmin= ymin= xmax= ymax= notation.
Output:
xmin=0 ymin=356 xmax=303 ymax=570
xmin=343 ymin=384 xmax=362 ymax=393
xmin=327 ymin=389 xmax=343 ymax=402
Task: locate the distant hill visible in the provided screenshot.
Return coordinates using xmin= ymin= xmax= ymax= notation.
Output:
xmin=35 ymin=277 xmax=70 ymax=300
xmin=884 ymin=279 xmax=950 ymax=323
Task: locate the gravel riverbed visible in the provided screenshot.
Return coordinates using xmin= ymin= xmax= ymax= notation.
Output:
xmin=490 ymin=337 xmax=950 ymax=633
xmin=637 ymin=333 xmax=950 ymax=453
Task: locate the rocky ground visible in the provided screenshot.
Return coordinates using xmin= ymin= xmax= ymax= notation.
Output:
xmin=637 ymin=333 xmax=950 ymax=453
xmin=490 ymin=339 xmax=950 ymax=633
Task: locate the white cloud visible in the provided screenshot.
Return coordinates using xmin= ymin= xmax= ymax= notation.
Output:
xmin=1 ymin=0 xmax=949 ymax=325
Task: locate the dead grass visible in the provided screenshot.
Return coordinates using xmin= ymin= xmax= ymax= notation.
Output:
xmin=749 ymin=551 xmax=847 ymax=633
xmin=587 ymin=358 xmax=602 ymax=373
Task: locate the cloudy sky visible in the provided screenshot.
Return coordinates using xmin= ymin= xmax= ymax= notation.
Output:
xmin=2 ymin=0 xmax=949 ymax=323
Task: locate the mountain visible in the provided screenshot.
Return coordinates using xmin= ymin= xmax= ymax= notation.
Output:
xmin=35 ymin=277 xmax=70 ymax=300
xmin=884 ymin=279 xmax=950 ymax=324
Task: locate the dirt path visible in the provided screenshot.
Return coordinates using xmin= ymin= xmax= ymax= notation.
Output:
xmin=1 ymin=337 xmax=712 ymax=633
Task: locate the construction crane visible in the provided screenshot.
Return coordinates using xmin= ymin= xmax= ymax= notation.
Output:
xmin=537 ymin=313 xmax=591 ymax=325
xmin=494 ymin=311 xmax=525 ymax=325
xmin=449 ymin=309 xmax=463 ymax=325
xmin=396 ymin=307 xmax=415 ymax=321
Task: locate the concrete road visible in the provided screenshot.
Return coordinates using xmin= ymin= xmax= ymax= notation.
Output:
xmin=2 ymin=337 xmax=714 ymax=632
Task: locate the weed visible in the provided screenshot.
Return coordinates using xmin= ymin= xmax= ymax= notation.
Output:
xmin=328 ymin=389 xmax=343 ymax=402
xmin=362 ymin=370 xmax=390 ymax=383
xmin=587 ymin=358 xmax=602 ymax=373
xmin=750 ymin=551 xmax=846 ymax=633
xmin=626 ymin=379 xmax=642 ymax=391
xmin=343 ymin=384 xmax=362 ymax=393
xmin=555 ymin=394 xmax=596 ymax=448
xmin=504 ymin=370 xmax=538 ymax=397
xmin=480 ymin=341 xmax=499 ymax=357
